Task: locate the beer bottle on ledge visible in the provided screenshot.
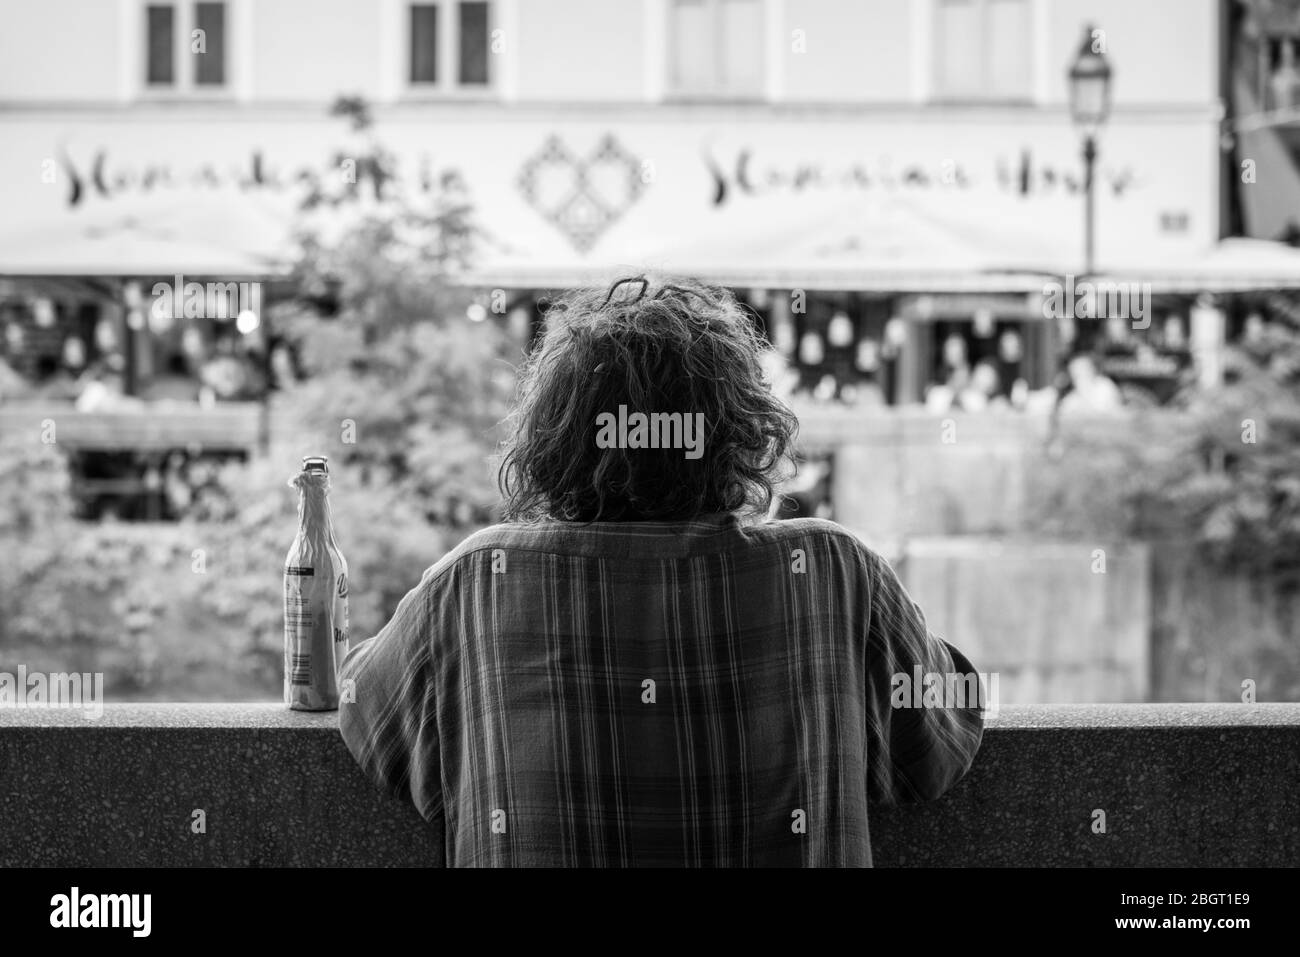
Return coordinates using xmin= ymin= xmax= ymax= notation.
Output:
xmin=284 ymin=455 xmax=349 ymax=711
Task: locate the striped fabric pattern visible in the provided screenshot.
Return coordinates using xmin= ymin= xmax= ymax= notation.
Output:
xmin=339 ymin=514 xmax=984 ymax=867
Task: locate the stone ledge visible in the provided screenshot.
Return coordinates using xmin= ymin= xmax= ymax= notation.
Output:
xmin=1 ymin=704 xmax=1297 ymax=866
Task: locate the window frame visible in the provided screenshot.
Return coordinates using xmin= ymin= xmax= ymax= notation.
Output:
xmin=140 ymin=0 xmax=233 ymax=98
xmin=665 ymin=0 xmax=769 ymax=102
xmin=404 ymin=0 xmax=497 ymax=99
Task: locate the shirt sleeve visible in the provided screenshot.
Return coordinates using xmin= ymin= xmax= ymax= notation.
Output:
xmin=338 ymin=564 xmax=444 ymax=830
xmin=861 ymin=546 xmax=986 ymax=805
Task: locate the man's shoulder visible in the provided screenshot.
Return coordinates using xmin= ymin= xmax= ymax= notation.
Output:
xmin=443 ymin=520 xmax=601 ymax=558
xmin=414 ymin=523 xmax=526 ymax=582
xmin=416 ymin=518 xmax=879 ymax=584
xmin=446 ymin=522 xmax=534 ymax=554
xmin=741 ymin=517 xmax=891 ymax=574
xmin=744 ymin=516 xmax=872 ymax=553
xmin=459 ymin=516 xmax=875 ymax=552
xmin=413 ymin=522 xmax=581 ymax=585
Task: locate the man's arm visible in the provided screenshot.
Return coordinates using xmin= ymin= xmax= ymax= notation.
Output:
xmin=338 ymin=565 xmax=444 ymax=829
xmin=861 ymin=547 xmax=985 ymax=805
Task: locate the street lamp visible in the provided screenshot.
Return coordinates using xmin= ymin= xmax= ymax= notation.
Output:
xmin=1068 ymin=23 xmax=1113 ymax=275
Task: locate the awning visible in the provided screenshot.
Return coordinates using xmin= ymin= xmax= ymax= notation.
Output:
xmin=0 ymin=191 xmax=294 ymax=278
xmin=460 ymin=191 xmax=1069 ymax=292
xmin=1092 ymin=237 xmax=1300 ymax=292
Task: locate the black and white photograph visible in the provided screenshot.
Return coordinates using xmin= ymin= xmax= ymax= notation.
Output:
xmin=0 ymin=0 xmax=1295 ymax=936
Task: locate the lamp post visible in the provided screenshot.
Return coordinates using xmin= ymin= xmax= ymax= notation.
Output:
xmin=1068 ymin=24 xmax=1113 ymax=276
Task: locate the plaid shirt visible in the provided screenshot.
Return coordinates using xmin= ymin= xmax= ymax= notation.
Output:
xmin=339 ymin=514 xmax=984 ymax=867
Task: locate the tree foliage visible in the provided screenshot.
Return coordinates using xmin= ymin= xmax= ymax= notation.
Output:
xmin=185 ymin=95 xmax=516 ymax=661
xmin=1156 ymin=314 xmax=1300 ymax=579
xmin=0 ymin=97 xmax=516 ymax=698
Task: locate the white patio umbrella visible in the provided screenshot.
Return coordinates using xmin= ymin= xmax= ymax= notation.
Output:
xmin=1094 ymin=237 xmax=1300 ymax=292
xmin=642 ymin=191 xmax=1065 ymax=291
xmin=0 ymin=190 xmax=296 ymax=277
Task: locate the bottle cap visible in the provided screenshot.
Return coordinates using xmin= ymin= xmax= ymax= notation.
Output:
xmin=302 ymin=456 xmax=329 ymax=474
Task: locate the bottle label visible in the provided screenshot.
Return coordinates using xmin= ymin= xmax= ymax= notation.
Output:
xmin=289 ymin=651 xmax=312 ymax=687
xmin=284 ymin=568 xmax=317 ymax=687
xmin=333 ymin=572 xmax=349 ymax=645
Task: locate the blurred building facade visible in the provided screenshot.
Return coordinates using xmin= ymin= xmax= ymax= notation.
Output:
xmin=0 ymin=0 xmax=1241 ymax=414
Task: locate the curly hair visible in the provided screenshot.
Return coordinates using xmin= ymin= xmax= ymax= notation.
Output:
xmin=497 ymin=275 xmax=799 ymax=522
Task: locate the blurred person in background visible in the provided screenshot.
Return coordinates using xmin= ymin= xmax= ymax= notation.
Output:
xmin=925 ymin=331 xmax=973 ymax=413
xmin=143 ymin=354 xmax=201 ymax=403
xmin=199 ymin=338 xmax=267 ymax=401
xmin=75 ymin=356 xmax=142 ymax=412
xmin=996 ymin=328 xmax=1028 ymax=403
xmin=1099 ymin=314 xmax=1138 ymax=362
xmin=957 ymin=360 xmax=1008 ymax=412
xmin=31 ymin=355 xmax=81 ymax=400
xmin=1060 ymin=354 xmax=1123 ymax=414
xmin=268 ymin=339 xmax=300 ymax=391
xmin=0 ymin=354 xmax=29 ymax=400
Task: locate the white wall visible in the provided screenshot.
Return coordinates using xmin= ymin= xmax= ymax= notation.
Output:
xmin=251 ymin=0 xmax=384 ymax=101
xmin=0 ymin=0 xmax=120 ymax=101
xmin=1044 ymin=0 xmax=1219 ymax=107
xmin=514 ymin=0 xmax=646 ymax=101
xmin=779 ymin=0 xmax=914 ymax=103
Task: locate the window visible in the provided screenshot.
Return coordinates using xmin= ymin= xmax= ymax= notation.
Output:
xmin=194 ymin=2 xmax=226 ymax=86
xmin=408 ymin=2 xmax=492 ymax=89
xmin=458 ymin=2 xmax=489 ymax=85
xmin=144 ymin=1 xmax=228 ymax=92
xmin=410 ymin=4 xmax=439 ymax=83
xmin=934 ymin=0 xmax=1031 ymax=100
xmin=145 ymin=5 xmax=175 ymax=85
xmin=668 ymin=0 xmax=765 ymax=98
